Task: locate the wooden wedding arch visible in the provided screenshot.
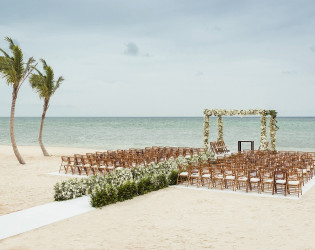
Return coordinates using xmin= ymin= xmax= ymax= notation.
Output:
xmin=203 ymin=109 xmax=278 ymax=152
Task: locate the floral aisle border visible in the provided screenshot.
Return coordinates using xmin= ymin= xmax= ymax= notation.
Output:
xmin=203 ymin=109 xmax=279 ymax=152
xmin=54 ymin=152 xmax=214 ymax=206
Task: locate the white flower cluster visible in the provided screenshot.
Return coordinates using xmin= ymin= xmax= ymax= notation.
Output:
xmin=204 ymin=109 xmax=267 ymax=117
xmin=104 ymin=168 xmax=133 ymax=186
xmin=54 ymin=178 xmax=91 ymax=200
xmin=260 ymin=114 xmax=268 ymax=150
xmin=54 ymin=169 xmax=133 ymax=201
xmin=131 ymin=158 xmax=179 ymax=182
xmin=217 ymin=115 xmax=223 ymax=142
xmin=203 ymin=114 xmax=210 ymax=149
xmin=269 ymin=116 xmax=277 ymax=151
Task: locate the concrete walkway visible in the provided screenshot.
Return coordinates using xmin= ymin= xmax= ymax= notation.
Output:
xmin=0 ymin=196 xmax=94 ymax=240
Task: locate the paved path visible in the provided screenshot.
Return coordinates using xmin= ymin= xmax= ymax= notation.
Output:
xmin=0 ymin=196 xmax=94 ymax=240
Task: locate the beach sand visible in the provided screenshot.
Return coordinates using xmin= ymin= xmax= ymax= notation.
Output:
xmin=0 ymin=145 xmax=93 ymax=216
xmin=1 ymin=145 xmax=315 ymax=249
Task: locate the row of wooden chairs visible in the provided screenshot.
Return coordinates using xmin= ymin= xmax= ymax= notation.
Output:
xmin=59 ymin=146 xmax=206 ymax=176
xmin=177 ymin=150 xmax=315 ymax=197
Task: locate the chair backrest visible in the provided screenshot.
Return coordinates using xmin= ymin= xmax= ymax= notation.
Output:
xmin=61 ymin=156 xmax=68 ymax=163
xmin=248 ymin=169 xmax=259 ymax=178
xmin=178 ymin=164 xmax=188 ymax=173
xmin=75 ymin=155 xmax=83 ymax=164
xmin=82 ymin=157 xmax=91 ymax=165
xmin=287 ymin=171 xmax=299 ymax=181
xmin=274 ymin=170 xmax=286 ymax=180
xmin=224 ymin=168 xmax=235 ymax=176
xmin=261 ymin=169 xmax=274 ymax=179
xmin=69 ymin=156 xmax=75 ymax=164
xmin=236 ymin=169 xmax=247 ymax=178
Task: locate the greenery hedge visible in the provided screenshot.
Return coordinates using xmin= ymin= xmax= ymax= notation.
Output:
xmin=90 ymin=173 xmax=170 ymax=207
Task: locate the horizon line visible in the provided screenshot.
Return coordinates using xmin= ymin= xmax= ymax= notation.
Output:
xmin=0 ymin=116 xmax=315 ymax=118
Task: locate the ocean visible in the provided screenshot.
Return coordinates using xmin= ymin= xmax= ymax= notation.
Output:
xmin=0 ymin=117 xmax=314 ymax=152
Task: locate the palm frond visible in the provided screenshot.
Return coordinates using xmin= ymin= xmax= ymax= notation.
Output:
xmin=32 ymin=66 xmax=43 ymax=76
xmin=0 ymin=56 xmax=12 ymax=71
xmin=12 ymin=46 xmax=24 ymax=85
xmin=0 ymin=48 xmax=11 ymax=58
xmin=29 ymin=74 xmax=47 ymax=99
xmin=5 ymin=37 xmax=15 ymax=51
xmin=53 ymin=76 xmax=64 ymax=93
xmin=22 ymin=57 xmax=35 ymax=78
xmin=40 ymin=58 xmax=48 ymax=69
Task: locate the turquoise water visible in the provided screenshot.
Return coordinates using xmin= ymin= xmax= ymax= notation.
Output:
xmin=0 ymin=117 xmax=314 ymax=152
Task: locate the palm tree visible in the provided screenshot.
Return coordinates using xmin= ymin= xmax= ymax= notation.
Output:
xmin=29 ymin=59 xmax=64 ymax=156
xmin=0 ymin=37 xmax=35 ymax=164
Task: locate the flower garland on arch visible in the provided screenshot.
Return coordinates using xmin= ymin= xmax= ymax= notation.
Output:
xmin=203 ymin=109 xmax=278 ymax=152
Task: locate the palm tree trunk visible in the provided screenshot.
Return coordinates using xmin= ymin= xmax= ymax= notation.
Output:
xmin=39 ymin=99 xmax=49 ymax=156
xmin=10 ymin=88 xmax=25 ymax=164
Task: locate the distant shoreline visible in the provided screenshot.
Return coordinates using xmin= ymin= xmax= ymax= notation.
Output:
xmin=1 ymin=144 xmax=315 ymax=153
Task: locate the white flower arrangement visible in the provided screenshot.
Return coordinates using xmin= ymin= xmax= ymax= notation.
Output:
xmin=203 ymin=109 xmax=278 ymax=151
xmin=54 ymin=152 xmax=215 ymax=201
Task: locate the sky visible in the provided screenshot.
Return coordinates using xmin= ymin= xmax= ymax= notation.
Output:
xmin=0 ymin=0 xmax=314 ymax=117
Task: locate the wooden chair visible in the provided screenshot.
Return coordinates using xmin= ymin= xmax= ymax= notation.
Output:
xmin=68 ymin=156 xmax=75 ymax=174
xmin=201 ymin=165 xmax=211 ymax=188
xmin=287 ymin=170 xmax=302 ymax=197
xmin=274 ymin=170 xmax=287 ymax=196
xmin=177 ymin=164 xmax=189 ymax=186
xmin=105 ymin=161 xmax=115 ymax=173
xmin=97 ymin=159 xmax=107 ymax=175
xmin=59 ymin=156 xmax=70 ymax=174
xmin=297 ymin=164 xmax=308 ymax=186
xmin=74 ymin=155 xmax=83 ymax=175
xmin=89 ymin=159 xmax=100 ymax=175
xmin=223 ymin=168 xmax=236 ymax=191
xmin=189 ymin=163 xmax=201 ymax=187
xmin=236 ymin=169 xmax=249 ymax=192
xmin=81 ymin=157 xmax=91 ymax=176
xmin=217 ymin=140 xmax=230 ymax=154
xmin=212 ymin=165 xmax=224 ymax=190
xmin=86 ymin=153 xmax=95 ymax=160
xmin=248 ymin=169 xmax=261 ymax=193
xmin=261 ymin=168 xmax=274 ymax=194
xmin=210 ymin=141 xmax=221 ymax=155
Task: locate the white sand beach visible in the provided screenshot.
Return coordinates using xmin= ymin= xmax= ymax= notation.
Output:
xmin=0 ymin=145 xmax=92 ymax=216
xmin=1 ymin=145 xmax=315 ymax=249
